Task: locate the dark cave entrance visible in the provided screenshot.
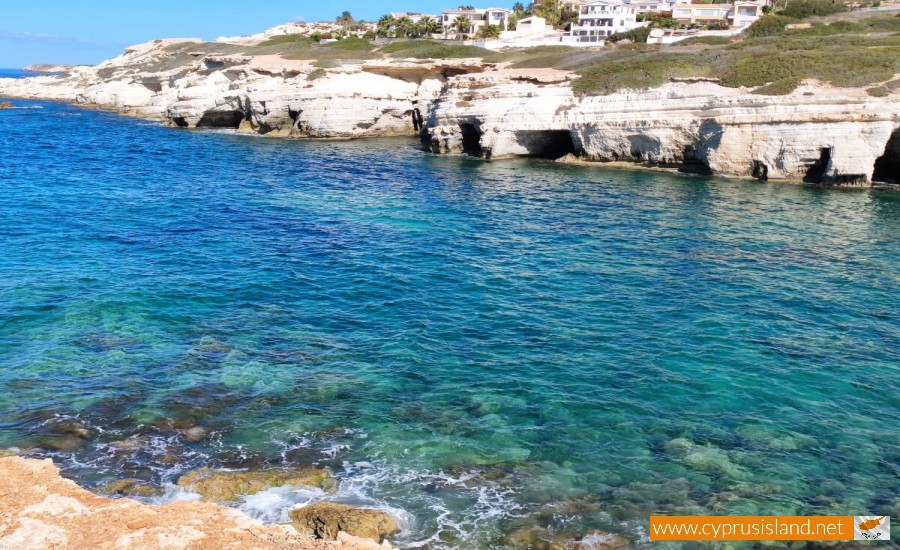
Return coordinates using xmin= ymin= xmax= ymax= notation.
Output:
xmin=460 ymin=123 xmax=483 ymax=157
xmin=196 ymin=110 xmax=245 ymax=129
xmin=677 ymin=145 xmax=712 ymax=176
xmin=803 ymin=147 xmax=831 ymax=184
xmin=513 ymin=130 xmax=579 ymax=159
xmin=873 ymin=128 xmax=900 ymax=184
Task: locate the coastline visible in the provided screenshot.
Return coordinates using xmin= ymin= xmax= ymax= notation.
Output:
xmin=1 ymin=36 xmax=898 ymax=188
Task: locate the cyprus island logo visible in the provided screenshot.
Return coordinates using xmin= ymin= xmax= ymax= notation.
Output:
xmin=854 ymin=516 xmax=890 ymax=541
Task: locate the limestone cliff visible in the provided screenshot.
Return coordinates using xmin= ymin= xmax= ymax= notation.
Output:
xmin=2 ymin=38 xmax=898 ymax=186
xmin=426 ymin=72 xmax=900 ymax=187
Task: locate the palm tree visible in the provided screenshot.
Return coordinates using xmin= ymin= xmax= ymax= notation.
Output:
xmin=377 ymin=14 xmax=396 ymax=37
xmin=477 ymin=23 xmax=503 ymax=39
xmin=417 ymin=16 xmax=442 ymax=37
xmin=453 ymin=15 xmax=473 ymax=38
xmin=336 ymin=11 xmax=354 ymax=36
xmin=395 ymin=16 xmax=416 ymax=37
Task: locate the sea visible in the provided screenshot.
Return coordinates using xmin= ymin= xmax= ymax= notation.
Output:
xmin=0 ymin=98 xmax=898 ymax=549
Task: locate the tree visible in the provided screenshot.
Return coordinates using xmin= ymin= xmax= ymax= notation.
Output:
xmin=458 ymin=5 xmax=475 ymax=9
xmin=477 ymin=23 xmax=504 ymax=38
xmin=377 ymin=14 xmax=396 ymax=37
xmin=453 ymin=15 xmax=473 ymax=37
xmin=395 ymin=16 xmax=416 ymax=37
xmin=535 ymin=0 xmax=562 ymax=27
xmin=512 ymin=2 xmax=527 ymax=16
xmin=336 ymin=11 xmax=354 ymax=36
xmin=417 ymin=16 xmax=442 ymax=37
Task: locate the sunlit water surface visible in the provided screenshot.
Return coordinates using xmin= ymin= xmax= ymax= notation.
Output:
xmin=0 ymin=100 xmax=898 ymax=548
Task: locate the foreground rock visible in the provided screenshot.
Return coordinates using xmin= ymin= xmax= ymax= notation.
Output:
xmin=177 ymin=466 xmax=336 ymax=501
xmin=0 ymin=456 xmax=391 ymax=549
xmin=290 ymin=502 xmax=400 ymax=543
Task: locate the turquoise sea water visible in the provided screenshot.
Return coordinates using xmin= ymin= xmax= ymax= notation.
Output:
xmin=0 ymin=99 xmax=898 ymax=548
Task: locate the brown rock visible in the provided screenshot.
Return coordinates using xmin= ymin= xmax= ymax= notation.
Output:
xmin=47 ymin=419 xmax=94 ymax=439
xmin=0 ymin=456 xmax=390 ymax=549
xmin=290 ymin=502 xmax=400 ymax=542
xmin=0 ymin=101 xmax=12 ymax=109
xmin=177 ymin=467 xmax=335 ymax=502
xmin=99 ymin=479 xmax=163 ymax=498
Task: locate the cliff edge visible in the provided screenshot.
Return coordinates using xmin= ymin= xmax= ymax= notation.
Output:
xmin=0 ymin=456 xmax=391 ymax=550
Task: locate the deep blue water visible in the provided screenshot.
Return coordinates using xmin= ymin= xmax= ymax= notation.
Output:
xmin=0 ymin=69 xmax=27 ymax=79
xmin=0 ymin=100 xmax=898 ymax=548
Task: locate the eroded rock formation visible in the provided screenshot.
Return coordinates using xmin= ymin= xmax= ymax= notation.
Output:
xmin=2 ymin=37 xmax=899 ymax=186
xmin=0 ymin=456 xmax=392 ymax=549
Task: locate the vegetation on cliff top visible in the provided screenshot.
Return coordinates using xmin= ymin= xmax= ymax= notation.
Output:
xmin=117 ymin=8 xmax=900 ymax=97
xmin=486 ymin=13 xmax=900 ymax=95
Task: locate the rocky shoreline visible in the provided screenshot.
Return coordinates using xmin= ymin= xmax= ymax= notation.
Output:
xmin=0 ymin=456 xmax=395 ymax=549
xmin=1 ymin=38 xmax=898 ymax=187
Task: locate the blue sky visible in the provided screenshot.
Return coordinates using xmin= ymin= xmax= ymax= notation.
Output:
xmin=0 ymin=1 xmax=459 ymax=67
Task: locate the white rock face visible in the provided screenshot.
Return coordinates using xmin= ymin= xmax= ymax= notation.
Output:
xmin=2 ymin=37 xmax=898 ymax=186
xmin=427 ymin=74 xmax=900 ymax=185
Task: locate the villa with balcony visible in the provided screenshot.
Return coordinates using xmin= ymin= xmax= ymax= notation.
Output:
xmin=441 ymin=7 xmax=511 ymax=38
xmin=569 ymin=0 xmax=640 ymax=42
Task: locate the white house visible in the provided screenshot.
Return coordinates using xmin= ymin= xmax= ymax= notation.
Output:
xmin=570 ymin=0 xmax=639 ymax=42
xmin=731 ymin=1 xmax=765 ymax=26
xmin=389 ymin=12 xmax=439 ymax=23
xmin=624 ymin=0 xmax=674 ymax=15
xmin=670 ymin=0 xmax=763 ymax=27
xmin=441 ymin=7 xmax=511 ymax=37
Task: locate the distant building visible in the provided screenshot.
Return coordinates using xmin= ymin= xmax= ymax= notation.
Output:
xmin=441 ymin=7 xmax=512 ymax=37
xmin=570 ymin=0 xmax=639 ymax=42
xmin=670 ymin=3 xmax=733 ymax=25
xmin=624 ymin=0 xmax=674 ymax=16
xmin=389 ymin=12 xmax=439 ymax=23
xmin=670 ymin=1 xmax=763 ymax=26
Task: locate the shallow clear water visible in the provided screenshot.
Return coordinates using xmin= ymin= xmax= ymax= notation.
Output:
xmin=0 ymin=100 xmax=898 ymax=548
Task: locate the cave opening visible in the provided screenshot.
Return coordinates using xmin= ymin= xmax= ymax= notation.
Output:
xmin=873 ymin=128 xmax=900 ymax=184
xmin=677 ymin=145 xmax=712 ymax=176
xmin=513 ymin=130 xmax=579 ymax=159
xmin=196 ymin=110 xmax=245 ymax=129
xmin=172 ymin=117 xmax=189 ymax=128
xmin=751 ymin=160 xmax=769 ymax=181
xmin=803 ymin=147 xmax=831 ymax=183
xmin=460 ymin=123 xmax=483 ymax=157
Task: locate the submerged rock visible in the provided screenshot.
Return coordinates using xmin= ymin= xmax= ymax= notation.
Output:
xmin=289 ymin=502 xmax=400 ymax=542
xmin=180 ymin=425 xmax=208 ymax=442
xmin=505 ymin=526 xmax=630 ymax=550
xmin=99 ymin=478 xmax=162 ymax=498
xmin=47 ymin=419 xmax=94 ymax=439
xmin=0 ymin=101 xmax=12 ymax=109
xmin=177 ymin=466 xmax=335 ymax=502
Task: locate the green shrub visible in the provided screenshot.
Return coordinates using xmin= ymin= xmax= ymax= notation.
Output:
xmin=780 ymin=0 xmax=847 ymax=19
xmin=380 ymin=40 xmax=490 ymax=59
xmin=607 ymin=26 xmax=651 ymax=43
xmin=745 ymin=15 xmax=797 ymax=37
xmin=257 ymin=34 xmax=312 ymax=47
xmin=674 ymin=36 xmax=732 ymax=46
xmin=325 ymin=36 xmax=374 ymax=51
xmin=752 ymin=77 xmax=802 ymax=95
xmin=867 ymin=86 xmax=889 ymax=97
xmin=307 ymin=68 xmax=327 ymax=80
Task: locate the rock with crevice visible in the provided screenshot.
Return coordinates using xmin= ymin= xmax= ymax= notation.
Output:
xmin=290 ymin=502 xmax=400 ymax=543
